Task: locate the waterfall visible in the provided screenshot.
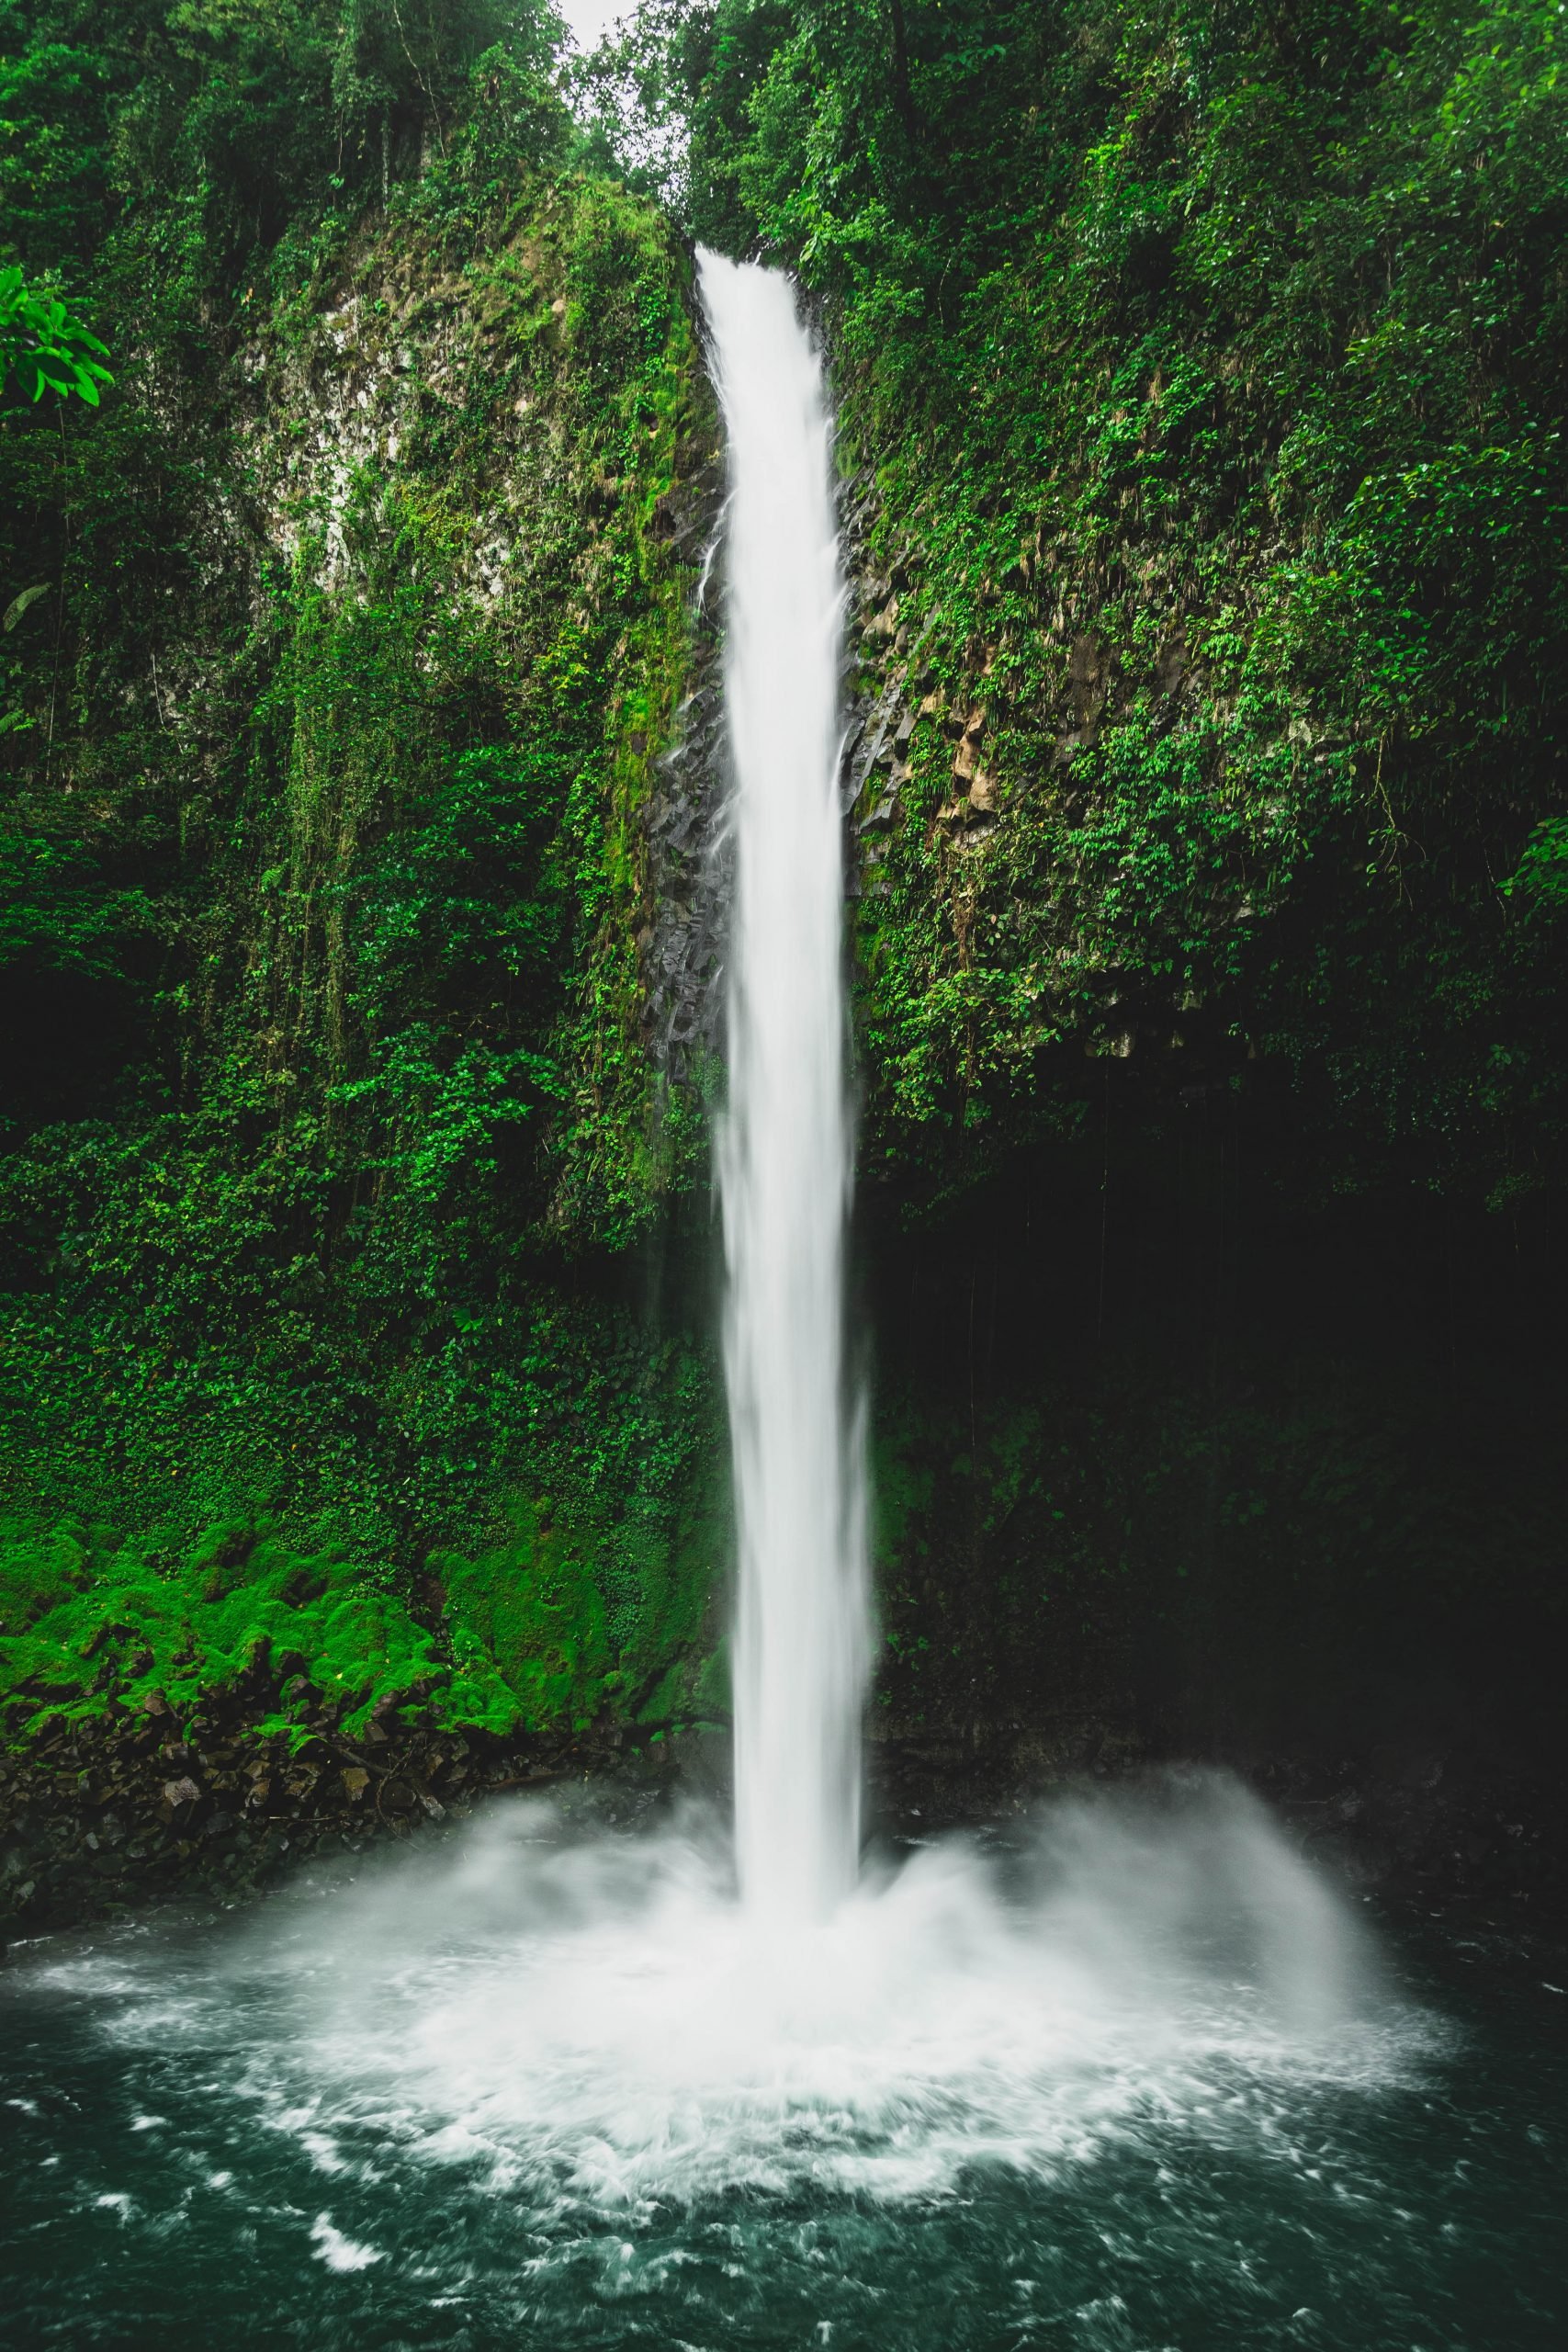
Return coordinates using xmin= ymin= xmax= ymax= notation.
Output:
xmin=699 ymin=249 xmax=869 ymax=1922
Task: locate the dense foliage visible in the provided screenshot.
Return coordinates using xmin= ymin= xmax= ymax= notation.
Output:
xmin=1 ymin=0 xmax=723 ymax=1746
xmin=0 ymin=266 xmax=110 ymax=403
xmin=3 ymin=0 xmax=1564 ymax=1764
xmin=589 ymin=0 xmax=1568 ymax=1217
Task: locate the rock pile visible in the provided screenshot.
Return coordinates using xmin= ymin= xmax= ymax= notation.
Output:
xmin=0 ymin=1687 xmax=660 ymax=1945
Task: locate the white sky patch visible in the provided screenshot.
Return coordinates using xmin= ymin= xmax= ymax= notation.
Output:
xmin=558 ymin=0 xmax=688 ymax=197
xmin=310 ymin=2214 xmax=383 ymax=2272
xmin=556 ymin=0 xmax=626 ymax=51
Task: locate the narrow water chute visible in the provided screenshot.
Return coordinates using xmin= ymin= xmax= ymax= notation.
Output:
xmin=698 ymin=249 xmax=869 ymax=1922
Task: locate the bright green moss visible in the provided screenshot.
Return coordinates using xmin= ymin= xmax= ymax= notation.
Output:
xmin=435 ymin=1504 xmax=613 ymax=1735
xmin=0 ymin=1513 xmax=438 ymax=1744
xmin=0 ymin=1476 xmax=723 ymax=1751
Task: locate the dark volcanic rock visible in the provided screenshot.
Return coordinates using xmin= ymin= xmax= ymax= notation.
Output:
xmin=0 ymin=1696 xmax=680 ymax=1947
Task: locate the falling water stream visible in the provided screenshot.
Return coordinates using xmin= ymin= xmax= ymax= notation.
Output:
xmin=705 ymin=248 xmax=868 ymax=1921
xmin=3 ymin=264 xmax=1565 ymax=2349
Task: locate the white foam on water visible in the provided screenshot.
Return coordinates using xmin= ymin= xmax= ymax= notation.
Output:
xmin=20 ymin=1777 xmax=1427 ymax=2219
xmin=310 ymin=2213 xmax=383 ymax=2270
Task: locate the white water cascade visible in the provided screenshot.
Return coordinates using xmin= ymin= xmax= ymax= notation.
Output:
xmin=700 ymin=250 xmax=869 ymax=1922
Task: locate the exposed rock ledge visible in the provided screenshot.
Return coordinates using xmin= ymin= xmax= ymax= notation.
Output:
xmin=0 ymin=1692 xmax=683 ymax=1949
xmin=6 ymin=1695 xmax=1564 ymax=1951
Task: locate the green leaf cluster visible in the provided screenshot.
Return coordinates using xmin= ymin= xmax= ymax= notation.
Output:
xmin=0 ymin=264 xmax=109 ymax=402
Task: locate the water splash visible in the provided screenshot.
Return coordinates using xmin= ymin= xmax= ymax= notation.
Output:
xmin=700 ymin=250 xmax=868 ymax=1921
xmin=20 ymin=1777 xmax=1413 ymax=2221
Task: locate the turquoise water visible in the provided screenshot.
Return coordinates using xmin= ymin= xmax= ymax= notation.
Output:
xmin=3 ymin=1790 xmax=1563 ymax=2350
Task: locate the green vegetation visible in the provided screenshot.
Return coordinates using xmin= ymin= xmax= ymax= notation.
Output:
xmin=3 ymin=1 xmax=1565 ymax=1770
xmin=609 ymin=0 xmax=1568 ymax=1215
xmin=1 ymin=1440 xmax=722 ymax=1746
xmin=0 ymin=266 xmax=110 ymax=403
xmin=1 ymin=0 xmax=725 ymax=1748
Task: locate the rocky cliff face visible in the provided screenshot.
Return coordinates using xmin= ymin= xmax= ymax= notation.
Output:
xmin=1 ymin=171 xmax=738 ymax=1897
xmin=6 ymin=0 xmax=1568 ymax=1932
